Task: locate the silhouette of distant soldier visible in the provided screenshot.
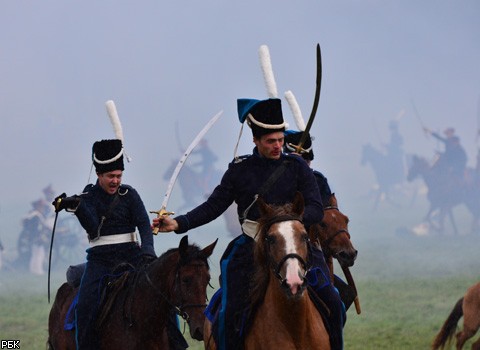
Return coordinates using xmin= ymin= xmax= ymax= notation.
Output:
xmin=384 ymin=120 xmax=405 ymax=185
xmin=424 ymin=127 xmax=467 ymax=184
xmin=18 ymin=198 xmax=50 ymax=274
xmin=361 ymin=119 xmax=405 ymax=208
xmin=192 ymin=139 xmax=221 ymax=194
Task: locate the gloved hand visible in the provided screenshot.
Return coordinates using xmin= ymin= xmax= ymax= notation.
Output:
xmin=52 ymin=193 xmax=80 ymax=213
xmin=139 ymin=254 xmax=156 ymax=267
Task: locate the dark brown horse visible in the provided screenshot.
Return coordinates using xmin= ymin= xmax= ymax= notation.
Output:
xmin=432 ymin=281 xmax=480 ymax=350
xmin=407 ymin=155 xmax=463 ymax=234
xmin=47 ymin=235 xmax=217 ymax=349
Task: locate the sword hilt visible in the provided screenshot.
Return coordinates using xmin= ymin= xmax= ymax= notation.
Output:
xmin=288 ymin=142 xmax=308 ymax=155
xmin=149 ymin=208 xmax=175 ymax=235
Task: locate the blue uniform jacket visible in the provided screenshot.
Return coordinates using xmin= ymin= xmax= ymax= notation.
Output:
xmin=175 ymin=148 xmax=323 ymax=233
xmin=74 ymin=182 xmax=155 ymax=256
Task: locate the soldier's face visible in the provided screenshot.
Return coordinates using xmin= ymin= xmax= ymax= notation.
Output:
xmin=254 ymin=132 xmax=284 ymax=160
xmin=97 ymin=170 xmax=123 ymax=195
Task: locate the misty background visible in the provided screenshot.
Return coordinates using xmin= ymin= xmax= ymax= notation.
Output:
xmin=1 ymin=1 xmax=479 ymax=272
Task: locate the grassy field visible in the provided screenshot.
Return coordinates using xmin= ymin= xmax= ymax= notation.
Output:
xmin=1 ymin=192 xmax=479 ymax=349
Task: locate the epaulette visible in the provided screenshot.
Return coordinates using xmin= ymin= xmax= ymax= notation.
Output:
xmin=232 ymin=154 xmax=251 ymax=164
xmin=79 ymin=184 xmax=94 ymax=196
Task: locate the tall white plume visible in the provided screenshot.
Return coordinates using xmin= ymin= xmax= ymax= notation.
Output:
xmin=105 ymin=100 xmax=131 ymax=162
xmin=258 ymin=45 xmax=278 ymax=98
xmin=284 ymin=90 xmax=306 ymax=131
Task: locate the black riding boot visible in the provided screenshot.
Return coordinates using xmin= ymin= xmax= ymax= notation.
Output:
xmin=217 ymin=235 xmax=254 ymax=350
xmin=307 ymin=244 xmax=346 ymax=350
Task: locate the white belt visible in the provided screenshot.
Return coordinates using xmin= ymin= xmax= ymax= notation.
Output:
xmin=241 ymin=219 xmax=259 ymax=241
xmin=89 ymin=232 xmax=138 ymax=247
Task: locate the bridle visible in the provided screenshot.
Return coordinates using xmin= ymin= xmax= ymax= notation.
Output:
xmin=321 ymin=205 xmax=351 ymax=253
xmin=144 ymin=261 xmax=208 ymax=323
xmin=263 ymin=215 xmax=311 ymax=286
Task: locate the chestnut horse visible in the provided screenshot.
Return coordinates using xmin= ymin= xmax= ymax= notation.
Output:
xmin=204 ymin=193 xmax=358 ymax=349
xmin=432 ymin=281 xmax=480 ymax=350
xmin=47 ymin=235 xmax=217 ymax=349
xmin=245 ymin=192 xmax=330 ymax=348
xmin=204 ymin=192 xmax=331 ymax=349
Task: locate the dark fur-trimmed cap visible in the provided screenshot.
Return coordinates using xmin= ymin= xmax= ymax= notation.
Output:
xmin=92 ymin=139 xmax=124 ymax=173
xmin=237 ymin=98 xmax=286 ymax=138
xmin=284 ymin=130 xmax=314 ymax=161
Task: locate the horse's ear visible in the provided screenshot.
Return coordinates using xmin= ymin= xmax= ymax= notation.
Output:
xmin=292 ymin=191 xmax=305 ymax=217
xmin=257 ymin=195 xmax=273 ymax=217
xmin=330 ymin=193 xmax=338 ymax=207
xmin=201 ymin=238 xmax=218 ymax=259
xmin=179 ymin=235 xmax=189 ymax=259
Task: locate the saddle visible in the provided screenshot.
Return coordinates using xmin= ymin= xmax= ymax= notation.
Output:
xmin=64 ymin=263 xmax=134 ymax=331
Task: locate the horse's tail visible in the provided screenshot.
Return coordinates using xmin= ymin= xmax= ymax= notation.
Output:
xmin=431 ymin=297 xmax=464 ymax=350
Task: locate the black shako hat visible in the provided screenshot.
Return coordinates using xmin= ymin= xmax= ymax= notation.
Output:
xmin=237 ymin=98 xmax=286 ymax=138
xmin=284 ymin=130 xmax=314 ymax=161
xmin=92 ymin=139 xmax=124 ymax=173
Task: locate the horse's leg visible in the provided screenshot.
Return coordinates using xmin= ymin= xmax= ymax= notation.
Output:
xmin=459 ymin=284 xmax=480 ymax=350
xmin=456 ymin=328 xmax=475 ymax=350
xmin=448 ymin=208 xmax=459 ymax=235
xmin=472 ymin=337 xmax=480 ymax=350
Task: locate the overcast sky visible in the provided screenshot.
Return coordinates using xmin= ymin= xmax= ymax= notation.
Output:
xmin=1 ymin=1 xmax=479 ymax=253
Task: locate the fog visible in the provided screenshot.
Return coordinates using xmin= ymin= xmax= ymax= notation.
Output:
xmin=1 ymin=1 xmax=479 ymax=270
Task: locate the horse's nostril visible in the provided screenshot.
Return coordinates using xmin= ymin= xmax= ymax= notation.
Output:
xmin=192 ymin=328 xmax=203 ymax=340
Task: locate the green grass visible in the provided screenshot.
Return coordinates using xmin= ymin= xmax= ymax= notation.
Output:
xmin=1 ymin=193 xmax=480 ymax=349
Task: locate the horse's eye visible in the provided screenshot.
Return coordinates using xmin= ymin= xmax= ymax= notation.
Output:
xmin=302 ymin=233 xmax=309 ymax=242
xmin=182 ymin=277 xmax=192 ymax=285
xmin=266 ymin=235 xmax=275 ymax=244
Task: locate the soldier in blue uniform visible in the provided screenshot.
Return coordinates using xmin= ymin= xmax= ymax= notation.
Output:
xmin=53 ymin=139 xmax=156 ymax=350
xmin=284 ymin=129 xmax=332 ymax=205
xmin=154 ymin=98 xmax=344 ymax=350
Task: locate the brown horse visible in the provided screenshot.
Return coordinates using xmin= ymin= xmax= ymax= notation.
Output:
xmin=310 ymin=193 xmax=357 ymax=279
xmin=310 ymin=193 xmax=360 ymax=314
xmin=432 ymin=281 xmax=480 ymax=350
xmin=244 ymin=192 xmax=330 ymax=349
xmin=47 ymin=235 xmax=217 ymax=349
xmin=204 ymin=193 xmax=358 ymax=349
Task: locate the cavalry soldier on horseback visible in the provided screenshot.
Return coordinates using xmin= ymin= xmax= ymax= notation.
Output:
xmin=153 ymin=98 xmax=345 ymax=350
xmin=424 ymin=126 xmax=468 ymax=183
xmin=52 ymin=139 xmax=157 ymax=350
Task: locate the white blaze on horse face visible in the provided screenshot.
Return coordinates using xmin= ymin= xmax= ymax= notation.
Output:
xmin=278 ymin=221 xmax=305 ymax=296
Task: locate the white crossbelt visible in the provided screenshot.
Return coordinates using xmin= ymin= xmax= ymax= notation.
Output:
xmin=89 ymin=232 xmax=138 ymax=247
xmin=241 ymin=219 xmax=259 ymax=241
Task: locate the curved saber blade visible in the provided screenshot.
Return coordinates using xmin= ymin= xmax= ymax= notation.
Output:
xmin=296 ymin=44 xmax=322 ymax=153
xmin=151 ymin=110 xmax=223 ymax=234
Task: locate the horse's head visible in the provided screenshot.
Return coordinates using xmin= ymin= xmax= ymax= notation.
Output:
xmin=149 ymin=235 xmax=217 ymax=341
xmin=254 ymin=192 xmax=310 ymax=298
xmin=311 ymin=194 xmax=357 ymax=267
xmin=407 ymin=154 xmax=429 ymax=182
